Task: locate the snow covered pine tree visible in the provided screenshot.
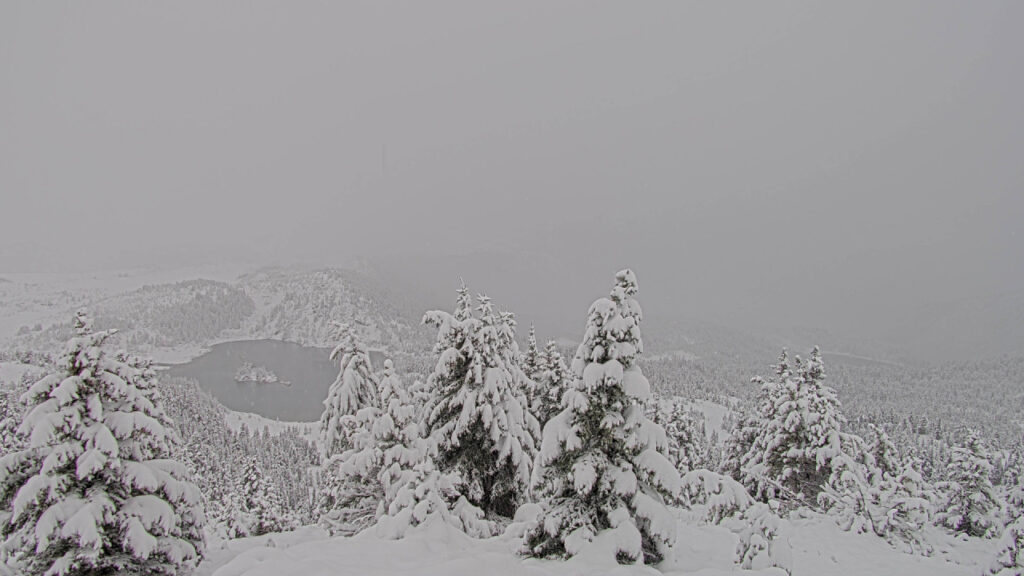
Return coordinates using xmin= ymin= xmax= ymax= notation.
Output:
xmin=0 ymin=310 xmax=205 ymax=576
xmin=727 ymin=347 xmax=846 ymax=508
xmin=524 ymin=269 xmax=681 ymax=565
xmin=421 ymin=285 xmax=540 ymax=523
xmin=937 ymin=429 xmax=1001 ymax=538
xmin=318 ymin=322 xmax=379 ymax=460
xmin=534 ymin=340 xmax=571 ymax=429
xmin=317 ymin=323 xmax=380 ymax=533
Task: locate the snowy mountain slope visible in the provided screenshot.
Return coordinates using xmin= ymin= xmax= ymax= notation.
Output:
xmin=6 ymin=279 xmax=254 ymax=356
xmin=2 ymin=266 xmax=434 ymax=362
xmin=0 ymin=265 xmax=252 ymax=342
xmin=203 ymin=511 xmax=995 ymax=576
xmin=232 ymin=267 xmax=432 ymax=353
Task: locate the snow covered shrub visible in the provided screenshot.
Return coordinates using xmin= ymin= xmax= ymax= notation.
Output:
xmin=0 ymin=310 xmax=205 ymax=576
xmin=819 ymin=425 xmax=934 ymax=554
xmin=375 ymin=435 xmax=495 ymax=539
xmin=680 ymin=469 xmax=755 ymax=524
xmin=422 ymin=285 xmax=539 ymax=520
xmin=736 ymin=503 xmax=793 ymax=574
xmin=989 ymin=515 xmax=1024 ymax=575
xmin=726 ymin=348 xmax=847 ymax=509
xmin=936 ymin=429 xmax=1001 ymax=538
xmin=523 ymin=270 xmax=681 ymax=565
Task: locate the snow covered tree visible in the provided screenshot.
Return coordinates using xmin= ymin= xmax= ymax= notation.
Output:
xmin=375 ymin=433 xmax=496 ymax=539
xmin=820 ymin=426 xmax=934 ymax=553
xmin=0 ymin=310 xmax=205 ymax=576
xmin=729 ymin=347 xmax=846 ymax=507
xmin=0 ymin=390 xmax=22 ymax=456
xmin=319 ymin=322 xmax=379 ymax=459
xmin=647 ymin=396 xmax=703 ymax=477
xmin=522 ymin=325 xmax=543 ymax=381
xmin=320 ymin=359 xmax=419 ymax=535
xmin=421 ymin=287 xmax=540 ymax=521
xmin=234 ymin=457 xmax=287 ymax=537
xmin=523 ymin=270 xmax=681 ymax=565
xmin=937 ymin=429 xmax=1001 ymax=538
xmin=534 ymin=340 xmax=570 ymax=428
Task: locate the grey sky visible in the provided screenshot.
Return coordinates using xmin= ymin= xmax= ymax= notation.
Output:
xmin=2 ymin=2 xmax=1022 ymax=340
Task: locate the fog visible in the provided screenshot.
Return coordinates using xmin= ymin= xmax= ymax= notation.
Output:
xmin=2 ymin=2 xmax=1022 ymax=344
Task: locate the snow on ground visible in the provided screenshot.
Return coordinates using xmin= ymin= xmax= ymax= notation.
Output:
xmin=0 ymin=361 xmax=43 ymax=391
xmin=196 ymin=526 xmax=330 ymax=576
xmin=223 ymin=409 xmax=318 ymax=443
xmin=687 ymin=399 xmax=730 ymax=441
xmin=202 ymin=511 xmax=994 ymax=576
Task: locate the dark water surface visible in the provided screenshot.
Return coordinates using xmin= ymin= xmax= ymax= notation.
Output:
xmin=164 ymin=339 xmax=385 ymax=421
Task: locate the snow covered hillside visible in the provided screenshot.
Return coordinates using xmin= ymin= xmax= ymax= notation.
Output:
xmin=1 ymin=266 xmax=432 ymax=363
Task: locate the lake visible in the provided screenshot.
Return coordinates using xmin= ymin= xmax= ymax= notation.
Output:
xmin=163 ymin=339 xmax=387 ymax=422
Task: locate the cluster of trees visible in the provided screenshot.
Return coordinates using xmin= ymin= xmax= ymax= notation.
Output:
xmin=315 ymin=270 xmax=777 ymax=568
xmin=2 ymin=268 xmax=1023 ymax=576
xmin=159 ymin=377 xmax=318 ymax=538
xmin=721 ymin=346 xmax=1024 ymax=561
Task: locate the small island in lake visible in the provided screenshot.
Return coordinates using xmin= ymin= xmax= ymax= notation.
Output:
xmin=234 ymin=362 xmax=290 ymax=386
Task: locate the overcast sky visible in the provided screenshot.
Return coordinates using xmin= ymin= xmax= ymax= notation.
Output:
xmin=2 ymin=2 xmax=1022 ymax=338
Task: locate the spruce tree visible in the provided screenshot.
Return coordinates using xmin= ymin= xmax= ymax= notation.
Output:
xmin=647 ymin=396 xmax=703 ymax=476
xmin=731 ymin=347 xmax=846 ymax=506
xmin=318 ymin=322 xmax=379 ymax=459
xmin=234 ymin=457 xmax=286 ymax=537
xmin=422 ymin=288 xmax=540 ymax=520
xmin=535 ymin=341 xmax=570 ymax=428
xmin=522 ymin=325 xmax=543 ymax=381
xmin=322 ymin=359 xmax=419 ymax=535
xmin=0 ymin=310 xmax=205 ymax=576
xmin=523 ymin=270 xmax=680 ymax=565
xmin=0 ymin=390 xmax=22 ymax=456
xmin=938 ymin=429 xmax=1001 ymax=538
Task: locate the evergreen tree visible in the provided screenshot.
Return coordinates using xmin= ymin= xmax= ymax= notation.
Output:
xmin=523 ymin=270 xmax=681 ymax=565
xmin=0 ymin=390 xmax=22 ymax=456
xmin=0 ymin=310 xmax=205 ymax=576
xmin=321 ymin=359 xmax=420 ymax=535
xmin=422 ymin=286 xmax=540 ymax=521
xmin=319 ymin=322 xmax=379 ymax=459
xmin=375 ymin=435 xmax=495 ymax=539
xmin=647 ymin=396 xmax=703 ymax=477
xmin=534 ymin=341 xmax=570 ymax=428
xmin=731 ymin=347 xmax=846 ymax=507
xmin=234 ymin=457 xmax=287 ymax=537
xmin=522 ymin=325 xmax=543 ymax=381
xmin=937 ymin=429 xmax=1001 ymax=538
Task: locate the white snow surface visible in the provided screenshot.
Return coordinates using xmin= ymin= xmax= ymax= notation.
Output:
xmin=223 ymin=410 xmax=318 ymax=444
xmin=203 ymin=511 xmax=995 ymax=576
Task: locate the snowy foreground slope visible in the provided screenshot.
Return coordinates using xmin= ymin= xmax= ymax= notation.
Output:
xmin=202 ymin=511 xmax=994 ymax=576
